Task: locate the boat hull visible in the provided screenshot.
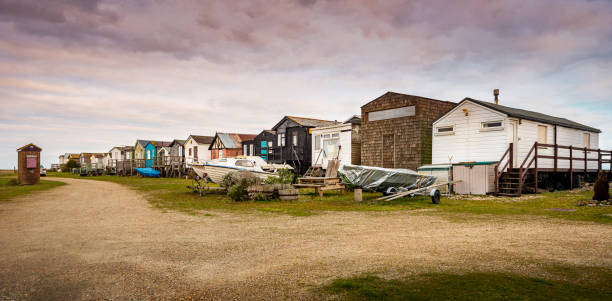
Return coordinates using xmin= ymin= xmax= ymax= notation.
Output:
xmin=200 ymin=165 xmax=273 ymax=184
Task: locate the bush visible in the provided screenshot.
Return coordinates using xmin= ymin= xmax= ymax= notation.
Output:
xmin=223 ymin=171 xmax=263 ymax=202
xmin=227 ymin=184 xmax=250 ymax=202
xmin=593 ymin=170 xmax=609 ymax=201
xmin=252 ymin=193 xmax=271 ymax=202
xmin=264 ymin=168 xmax=295 ymax=184
xmin=66 ymin=159 xmax=79 ymax=169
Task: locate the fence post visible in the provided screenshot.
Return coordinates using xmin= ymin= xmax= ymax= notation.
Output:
xmin=584 ymin=147 xmax=587 ymax=173
xmin=569 ymin=146 xmax=573 ymax=189
xmin=554 ymin=143 xmax=558 ymax=172
xmin=534 ymin=142 xmax=538 ymax=193
xmin=598 ymin=149 xmax=602 ymax=171
xmin=509 ymin=142 xmax=514 ymax=169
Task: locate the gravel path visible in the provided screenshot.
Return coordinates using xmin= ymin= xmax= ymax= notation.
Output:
xmin=0 ymin=178 xmax=611 ymax=300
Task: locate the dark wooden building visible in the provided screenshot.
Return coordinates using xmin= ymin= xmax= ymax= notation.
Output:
xmin=269 ymin=116 xmax=338 ymax=174
xmin=361 ymin=92 xmax=456 ymax=170
xmin=209 ymin=132 xmax=256 ymax=159
xmin=242 ymin=130 xmax=276 ymax=161
xmin=17 ymin=143 xmax=42 ymax=185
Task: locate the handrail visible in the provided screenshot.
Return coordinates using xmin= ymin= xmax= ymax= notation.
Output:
xmin=495 ymin=143 xmax=513 ymax=194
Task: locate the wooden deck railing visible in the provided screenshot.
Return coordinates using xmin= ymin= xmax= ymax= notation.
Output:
xmin=494 ymin=143 xmax=513 ymax=194
xmin=497 ymin=142 xmax=612 ymax=193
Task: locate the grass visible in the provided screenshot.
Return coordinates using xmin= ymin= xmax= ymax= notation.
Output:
xmin=46 ymin=172 xmax=612 ymax=222
xmin=0 ymin=176 xmax=66 ymax=202
xmin=324 ymin=268 xmax=612 ymax=301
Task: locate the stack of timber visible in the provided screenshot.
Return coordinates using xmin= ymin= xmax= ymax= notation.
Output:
xmin=247 ymin=184 xmax=298 ymax=201
xmin=293 ymin=159 xmax=345 ymax=197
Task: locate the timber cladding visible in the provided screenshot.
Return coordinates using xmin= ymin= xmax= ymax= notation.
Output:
xmin=360 ymin=92 xmax=456 ymax=170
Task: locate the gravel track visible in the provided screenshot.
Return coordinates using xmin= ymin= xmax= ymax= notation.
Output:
xmin=0 ymin=177 xmax=610 ymax=300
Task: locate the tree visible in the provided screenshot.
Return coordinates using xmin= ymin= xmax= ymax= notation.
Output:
xmin=593 ymin=170 xmax=609 ymax=201
xmin=66 ymin=159 xmax=79 ymax=169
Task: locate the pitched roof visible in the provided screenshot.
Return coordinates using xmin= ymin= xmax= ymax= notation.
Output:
xmin=344 ymin=115 xmax=361 ymax=125
xmin=361 ymin=91 xmax=454 ymax=109
xmin=209 ymin=132 xmax=256 ymax=149
xmin=149 ymin=141 xmax=172 ymax=147
xmin=136 ymin=140 xmax=151 ymax=148
xmin=272 ymin=116 xmax=338 ymax=130
xmin=464 ymin=98 xmax=601 ymax=133
xmin=16 ymin=143 xmax=42 ymax=152
xmin=121 ymin=146 xmax=134 ymax=151
xmin=188 ymin=135 xmax=214 ymax=144
xmin=169 ymin=139 xmax=186 ymax=147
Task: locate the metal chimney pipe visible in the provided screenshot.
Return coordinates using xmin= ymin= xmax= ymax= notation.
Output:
xmin=493 ymin=89 xmax=499 ymax=104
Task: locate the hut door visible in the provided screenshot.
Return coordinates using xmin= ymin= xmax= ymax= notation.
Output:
xmin=194 ymin=146 xmax=198 ymax=161
xmin=382 ymin=134 xmax=395 ymax=168
xmin=509 ymin=120 xmax=518 ymax=167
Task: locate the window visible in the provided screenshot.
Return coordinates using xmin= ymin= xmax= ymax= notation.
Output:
xmin=314 ymin=135 xmax=321 ymax=150
xmin=189 ymin=148 xmax=192 ymax=156
xmin=243 ymin=144 xmax=247 ymax=155
xmin=127 ymin=152 xmax=131 ymax=160
xmin=146 ymin=150 xmax=151 ymax=159
xmin=322 ymin=132 xmax=340 ymax=158
xmin=537 ymin=125 xmax=547 ymax=144
xmin=278 ymin=133 xmax=286 ymax=147
xmin=219 ymin=149 xmax=223 ymax=158
xmin=292 ymin=132 xmax=298 ymax=146
xmin=436 ymin=126 xmax=454 ymax=135
xmin=250 ymin=144 xmax=254 ymax=156
xmin=480 ymin=120 xmax=504 ymax=131
xmin=235 ymin=160 xmax=254 ymax=167
xmin=332 ymin=133 xmax=339 ymax=138
xmin=268 ymin=141 xmax=273 ymax=148
xmin=583 ymin=133 xmax=590 ymax=148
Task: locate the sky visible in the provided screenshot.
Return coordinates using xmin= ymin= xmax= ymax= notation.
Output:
xmin=0 ymin=0 xmax=611 ymax=168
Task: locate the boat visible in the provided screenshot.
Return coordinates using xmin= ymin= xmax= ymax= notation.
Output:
xmin=190 ymin=157 xmax=282 ymax=185
xmin=338 ymin=164 xmax=437 ymax=192
xmin=135 ymin=167 xmax=161 ymax=178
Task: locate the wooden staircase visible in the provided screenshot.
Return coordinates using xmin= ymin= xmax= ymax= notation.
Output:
xmin=495 ymin=142 xmax=538 ymax=197
xmin=497 ymin=168 xmax=521 ymax=196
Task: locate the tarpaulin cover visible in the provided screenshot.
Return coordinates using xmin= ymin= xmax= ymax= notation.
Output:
xmin=135 ymin=168 xmax=161 ymax=178
xmin=339 ymin=164 xmax=437 ymax=192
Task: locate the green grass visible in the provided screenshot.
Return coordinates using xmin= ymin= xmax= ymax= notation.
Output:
xmin=0 ymin=176 xmax=66 ymax=202
xmin=325 ymin=269 xmax=612 ymax=301
xmin=46 ymin=172 xmax=612 ymax=222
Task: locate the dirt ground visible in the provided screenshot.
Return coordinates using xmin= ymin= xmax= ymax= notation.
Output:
xmin=0 ymin=178 xmax=611 ymax=300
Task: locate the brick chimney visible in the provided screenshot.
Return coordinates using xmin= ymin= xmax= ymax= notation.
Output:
xmin=493 ymin=89 xmax=499 ymax=104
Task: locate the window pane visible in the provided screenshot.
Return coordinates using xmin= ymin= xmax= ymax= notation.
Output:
xmin=292 ymin=133 xmax=298 ymax=146
xmin=332 ymin=133 xmax=339 ymax=138
xmin=438 ymin=126 xmax=453 ymax=133
xmin=323 ymin=134 xmax=330 ymax=139
xmin=315 ymin=135 xmax=321 ymax=150
xmin=483 ymin=121 xmax=502 ymax=128
xmin=583 ymin=133 xmax=590 ymax=148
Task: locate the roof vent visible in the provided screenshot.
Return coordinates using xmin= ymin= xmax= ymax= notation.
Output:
xmin=493 ymin=89 xmax=499 ymax=105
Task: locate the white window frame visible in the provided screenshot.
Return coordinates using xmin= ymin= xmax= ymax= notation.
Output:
xmin=321 ymin=131 xmax=341 ymax=158
xmin=292 ymin=132 xmax=298 ymax=146
xmin=243 ymin=144 xmax=247 ymax=155
xmin=537 ymin=125 xmax=548 ymax=147
xmin=250 ymin=144 xmax=254 ymax=156
xmin=278 ymin=133 xmax=286 ymax=147
xmin=583 ymin=133 xmax=590 ymax=148
xmin=435 ymin=125 xmax=455 ymax=136
xmin=314 ymin=135 xmax=321 ymax=150
xmin=479 ymin=120 xmax=504 ymax=132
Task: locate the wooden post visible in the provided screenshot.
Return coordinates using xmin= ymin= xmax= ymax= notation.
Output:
xmin=569 ymin=146 xmax=573 ymax=189
xmin=534 ymin=142 xmax=538 ymax=193
xmin=354 ymin=187 xmax=363 ymax=202
xmin=598 ymin=149 xmax=602 ymax=171
xmin=584 ymin=147 xmax=587 ymax=173
xmin=553 ymin=143 xmax=558 ymax=172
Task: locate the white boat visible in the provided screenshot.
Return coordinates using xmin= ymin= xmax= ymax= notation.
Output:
xmin=190 ymin=157 xmax=280 ymax=184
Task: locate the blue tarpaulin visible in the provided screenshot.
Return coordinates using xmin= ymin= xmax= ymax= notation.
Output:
xmin=135 ymin=168 xmax=160 ymax=178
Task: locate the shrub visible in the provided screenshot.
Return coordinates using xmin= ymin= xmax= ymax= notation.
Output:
xmin=264 ymin=168 xmax=295 ymax=184
xmin=223 ymin=171 xmax=263 ymax=202
xmin=65 ymin=159 xmax=79 ymax=169
xmin=252 ymin=193 xmax=271 ymax=202
xmin=227 ymin=184 xmax=250 ymax=202
xmin=593 ymin=170 xmax=609 ymax=201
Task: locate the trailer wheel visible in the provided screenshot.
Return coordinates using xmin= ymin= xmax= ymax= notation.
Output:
xmin=431 ymin=189 xmax=441 ymax=204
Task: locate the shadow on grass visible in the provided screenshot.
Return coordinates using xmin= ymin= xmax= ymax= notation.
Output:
xmin=325 ymin=271 xmax=612 ymax=301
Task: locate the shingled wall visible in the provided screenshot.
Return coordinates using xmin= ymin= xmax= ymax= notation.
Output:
xmin=360 ymin=92 xmax=456 ymax=170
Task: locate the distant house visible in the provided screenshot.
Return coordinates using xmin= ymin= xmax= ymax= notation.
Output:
xmin=209 ymin=132 xmax=256 ymax=160
xmin=360 ymin=92 xmax=456 ymax=170
xmin=169 ymin=139 xmax=186 ymax=165
xmin=311 ymin=115 xmax=361 ymax=168
xmin=242 ymin=130 xmax=276 ymax=162
xmin=89 ymin=153 xmax=106 ymax=169
xmin=269 ymin=116 xmax=338 ymax=174
xmin=144 ymin=141 xmax=171 ymax=168
xmin=107 ymin=146 xmax=134 ymax=167
xmin=79 ymin=153 xmax=93 ymax=166
xmin=185 ymin=135 xmax=214 ymax=165
xmin=134 ymin=140 xmax=151 ymax=161
xmin=58 ymin=154 xmax=66 ymax=165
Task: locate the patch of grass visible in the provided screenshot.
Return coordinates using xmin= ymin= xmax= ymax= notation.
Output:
xmin=46 ymin=172 xmax=612 ymax=222
xmin=325 ymin=270 xmax=612 ymax=301
xmin=0 ymin=177 xmax=66 ymax=202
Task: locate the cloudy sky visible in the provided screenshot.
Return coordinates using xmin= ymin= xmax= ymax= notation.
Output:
xmin=1 ymin=0 xmax=611 ymax=168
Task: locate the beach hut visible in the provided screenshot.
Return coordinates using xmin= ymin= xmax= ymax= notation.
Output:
xmin=185 ymin=135 xmax=214 ymax=165
xmin=208 ymin=132 xmax=256 ymax=160
xmin=360 ymin=91 xmax=456 ymax=170
xmin=311 ymin=115 xmax=361 ymax=168
xmin=17 ymin=143 xmax=42 ymax=185
xmin=242 ymin=130 xmax=276 ymax=161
